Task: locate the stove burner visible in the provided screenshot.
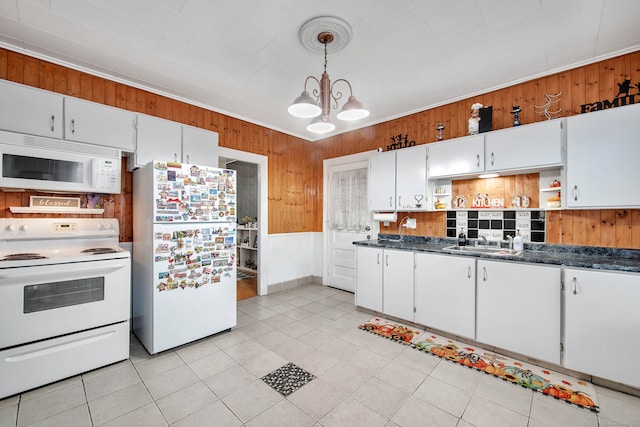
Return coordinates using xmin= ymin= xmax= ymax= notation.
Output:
xmin=1 ymin=253 xmax=48 ymax=261
xmin=82 ymin=248 xmax=119 ymax=255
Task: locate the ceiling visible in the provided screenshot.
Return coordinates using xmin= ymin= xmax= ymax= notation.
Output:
xmin=1 ymin=0 xmax=639 ymax=142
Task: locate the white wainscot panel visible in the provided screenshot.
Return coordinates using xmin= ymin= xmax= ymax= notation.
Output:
xmin=265 ymin=232 xmax=322 ymax=285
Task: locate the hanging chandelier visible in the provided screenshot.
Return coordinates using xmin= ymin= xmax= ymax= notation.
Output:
xmin=288 ymin=18 xmax=369 ymax=134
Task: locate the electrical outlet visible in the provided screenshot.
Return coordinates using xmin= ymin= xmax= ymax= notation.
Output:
xmin=405 ymin=218 xmax=417 ymax=229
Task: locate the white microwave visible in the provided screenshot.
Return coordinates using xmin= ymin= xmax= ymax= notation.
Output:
xmin=0 ymin=130 xmax=122 ymax=194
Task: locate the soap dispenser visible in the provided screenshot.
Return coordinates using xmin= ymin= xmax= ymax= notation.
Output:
xmin=513 ymin=230 xmax=524 ymax=251
xmin=458 ymin=228 xmax=467 ymax=246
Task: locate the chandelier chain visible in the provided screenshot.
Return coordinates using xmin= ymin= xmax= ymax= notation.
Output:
xmin=324 ymin=42 xmax=328 ymax=74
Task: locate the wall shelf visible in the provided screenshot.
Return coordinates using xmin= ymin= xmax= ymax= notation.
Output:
xmin=9 ymin=207 xmax=105 ymax=214
xmin=237 ymin=226 xmax=258 ymax=273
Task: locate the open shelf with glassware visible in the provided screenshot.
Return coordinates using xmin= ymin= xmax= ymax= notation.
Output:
xmin=236 ymin=226 xmax=258 ymax=273
xmin=429 ymin=180 xmax=452 ymax=210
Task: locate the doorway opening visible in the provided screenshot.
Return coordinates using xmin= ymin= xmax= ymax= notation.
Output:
xmin=218 ymin=147 xmax=268 ymax=299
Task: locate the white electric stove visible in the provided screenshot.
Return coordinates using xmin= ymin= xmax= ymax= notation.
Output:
xmin=0 ymin=218 xmax=131 ymax=399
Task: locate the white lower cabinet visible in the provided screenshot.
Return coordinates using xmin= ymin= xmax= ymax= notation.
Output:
xmin=564 ymin=268 xmax=640 ymax=388
xmin=355 ymin=247 xmax=413 ymax=318
xmin=355 ymin=246 xmax=383 ymax=312
xmin=415 ymin=253 xmax=475 ymax=339
xmin=476 ymin=259 xmax=561 ymax=364
xmin=382 ymin=249 xmax=414 ymax=320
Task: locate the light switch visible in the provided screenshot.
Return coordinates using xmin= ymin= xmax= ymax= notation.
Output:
xmin=405 ymin=218 xmax=417 ymax=229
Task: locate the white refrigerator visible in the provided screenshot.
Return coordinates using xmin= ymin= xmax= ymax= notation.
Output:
xmin=132 ymin=160 xmax=237 ymax=354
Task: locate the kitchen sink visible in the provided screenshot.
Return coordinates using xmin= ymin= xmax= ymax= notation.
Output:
xmin=441 ymin=245 xmax=523 ymax=256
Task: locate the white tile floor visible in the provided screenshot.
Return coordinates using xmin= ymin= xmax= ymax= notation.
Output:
xmin=2 ymin=282 xmax=640 ymax=426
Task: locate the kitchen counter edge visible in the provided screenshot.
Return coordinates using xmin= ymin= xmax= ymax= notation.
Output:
xmin=353 ymin=236 xmax=640 ymax=273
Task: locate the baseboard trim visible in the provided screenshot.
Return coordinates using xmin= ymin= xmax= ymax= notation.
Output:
xmin=266 ymin=275 xmax=322 ymax=294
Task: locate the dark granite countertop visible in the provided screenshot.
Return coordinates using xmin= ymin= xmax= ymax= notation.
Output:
xmin=353 ymin=235 xmax=640 ymax=273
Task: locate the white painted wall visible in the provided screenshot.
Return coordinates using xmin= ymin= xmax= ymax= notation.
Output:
xmin=265 ymin=232 xmax=323 ymax=285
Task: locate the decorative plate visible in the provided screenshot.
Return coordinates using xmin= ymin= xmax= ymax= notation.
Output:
xmin=521 ymin=194 xmax=530 ymax=208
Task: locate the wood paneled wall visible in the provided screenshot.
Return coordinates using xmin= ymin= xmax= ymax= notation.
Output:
xmin=316 ymin=51 xmax=640 ymax=249
xmin=0 ymin=48 xmax=320 ymax=240
xmin=1 ymin=47 xmax=640 ymax=248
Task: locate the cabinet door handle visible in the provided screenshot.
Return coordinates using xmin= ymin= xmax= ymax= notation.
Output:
xmin=491 ymin=152 xmax=495 ymax=166
xmin=385 ymin=254 xmax=389 ymax=267
xmin=476 ymin=154 xmax=480 ymax=168
xmin=467 ymin=265 xmax=472 ymax=279
xmin=389 ymin=196 xmax=393 ymax=207
xmin=186 ymin=154 xmax=190 ymax=164
xmin=174 ymin=153 xmax=178 ymax=162
xmin=70 ymin=119 xmax=75 ymax=134
xmin=398 ymin=196 xmax=402 ymax=207
xmin=573 ymin=185 xmax=579 ymax=201
xmin=377 ymin=253 xmax=380 ymax=264
xmin=482 ymin=266 xmax=487 ymax=281
xmin=50 ymin=115 xmax=55 ymax=132
xmin=572 ymin=277 xmax=577 ymax=295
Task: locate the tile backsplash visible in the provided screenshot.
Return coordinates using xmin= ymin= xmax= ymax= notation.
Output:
xmin=446 ymin=210 xmax=546 ymax=243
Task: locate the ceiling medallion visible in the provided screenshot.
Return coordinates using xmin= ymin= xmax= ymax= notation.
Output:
xmin=298 ymin=16 xmax=352 ymax=55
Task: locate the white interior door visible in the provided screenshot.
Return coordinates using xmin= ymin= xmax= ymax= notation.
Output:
xmin=323 ymin=152 xmax=378 ymax=292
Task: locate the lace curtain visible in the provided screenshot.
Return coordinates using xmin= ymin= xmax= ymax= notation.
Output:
xmin=329 ymin=167 xmax=368 ymax=231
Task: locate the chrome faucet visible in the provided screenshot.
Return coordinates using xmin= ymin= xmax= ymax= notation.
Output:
xmin=476 ymin=236 xmax=488 ymax=247
xmin=506 ymin=235 xmax=514 ymax=250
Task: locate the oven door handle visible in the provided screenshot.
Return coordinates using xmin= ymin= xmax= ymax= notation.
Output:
xmin=0 ymin=263 xmax=129 ymax=279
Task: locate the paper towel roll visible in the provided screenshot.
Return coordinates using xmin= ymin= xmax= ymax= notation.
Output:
xmin=373 ymin=212 xmax=397 ymax=222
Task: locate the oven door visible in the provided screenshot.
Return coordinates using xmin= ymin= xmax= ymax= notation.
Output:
xmin=0 ymin=258 xmax=130 ymax=349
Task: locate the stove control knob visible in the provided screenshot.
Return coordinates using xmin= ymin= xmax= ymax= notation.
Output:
xmin=19 ymin=224 xmax=28 ymax=231
xmin=5 ymin=224 xmax=16 ymax=232
xmin=99 ymin=223 xmax=112 ymax=230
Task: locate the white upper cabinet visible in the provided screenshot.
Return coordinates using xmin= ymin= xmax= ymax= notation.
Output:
xmin=369 ymin=146 xmax=428 ymax=212
xmin=566 ymin=103 xmax=640 ymax=208
xmin=133 ymin=114 xmax=182 ymax=168
xmin=182 ymin=125 xmax=219 ymax=167
xmin=395 ymin=145 xmax=428 ymax=211
xmin=427 ymin=134 xmax=484 ymax=178
xmin=484 ymin=119 xmax=565 ymax=172
xmin=0 ymin=80 xmax=64 ymax=139
xmin=131 ymin=115 xmax=220 ymax=169
xmin=64 ymin=97 xmax=136 ymax=152
xmin=369 ymin=150 xmax=397 ymax=211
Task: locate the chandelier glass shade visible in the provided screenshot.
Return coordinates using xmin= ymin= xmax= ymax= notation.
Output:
xmin=289 ymin=31 xmax=369 ymax=134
